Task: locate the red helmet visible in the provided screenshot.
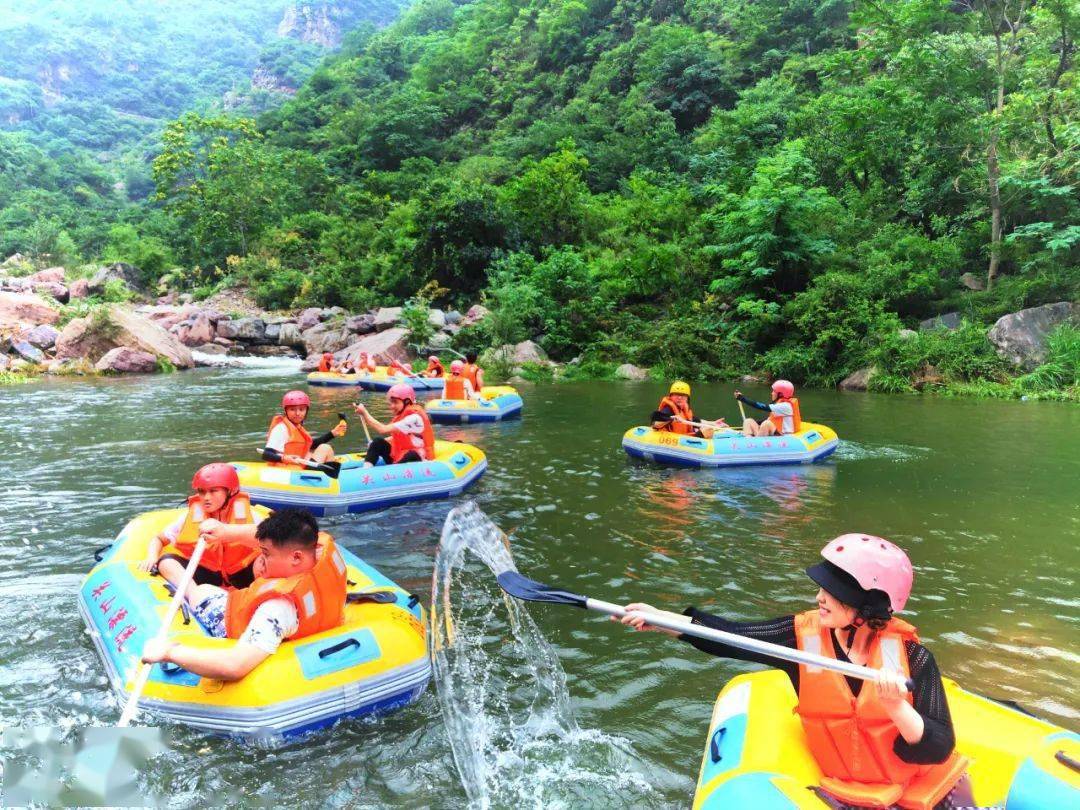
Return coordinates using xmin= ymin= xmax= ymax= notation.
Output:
xmin=387 ymin=383 xmax=416 ymax=403
xmin=428 ymin=355 xmax=439 ymax=363
xmin=811 ymin=534 xmax=914 ymax=614
xmin=771 ymin=379 xmax=795 ymax=399
xmin=191 ymin=463 xmax=239 ymax=495
xmin=282 ymin=390 xmax=310 ymax=409
xmin=450 ymin=359 xmax=464 ymax=373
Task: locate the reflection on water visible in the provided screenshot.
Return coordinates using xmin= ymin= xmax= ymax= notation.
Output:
xmin=0 ymin=371 xmax=1076 ymax=807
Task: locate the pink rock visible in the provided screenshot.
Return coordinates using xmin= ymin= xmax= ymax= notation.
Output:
xmin=297 ymin=307 xmax=323 ymax=330
xmin=69 ymin=279 xmax=90 ymax=299
xmin=33 ymin=281 xmax=69 ymax=303
xmin=95 ymin=347 xmax=158 ymax=374
xmin=463 ymin=304 xmax=490 ymax=326
xmin=28 ymin=266 xmax=66 ymax=284
xmin=0 ymin=291 xmax=60 ymax=329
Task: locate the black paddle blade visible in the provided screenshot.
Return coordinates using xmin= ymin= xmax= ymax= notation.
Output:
xmin=319 ymin=461 xmax=342 ymax=479
xmin=496 ymin=571 xmax=588 ymax=608
xmin=337 ymin=412 xmax=349 ymax=423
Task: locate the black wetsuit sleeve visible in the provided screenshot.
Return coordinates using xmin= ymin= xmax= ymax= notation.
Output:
xmin=679 ymin=609 xmax=800 ymax=690
xmin=892 ymin=641 xmax=956 ymax=764
xmin=736 ymin=393 xmax=769 ymax=412
xmin=310 ymin=431 xmax=334 ymax=450
xmin=652 ymin=405 xmax=676 ymax=423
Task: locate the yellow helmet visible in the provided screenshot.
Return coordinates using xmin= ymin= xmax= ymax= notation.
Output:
xmin=669 ymin=381 xmax=691 ymax=396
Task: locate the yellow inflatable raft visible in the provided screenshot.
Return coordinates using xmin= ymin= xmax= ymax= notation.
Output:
xmin=694 ymin=669 xmax=1079 ymax=808
xmin=623 ymin=423 xmax=838 ymax=468
xmin=79 ymin=508 xmax=430 ymax=743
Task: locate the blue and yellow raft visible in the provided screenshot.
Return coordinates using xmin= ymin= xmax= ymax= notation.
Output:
xmin=79 ymin=508 xmax=430 ymax=743
xmin=694 ymin=670 xmax=1080 ymax=809
xmin=622 ymin=423 xmax=838 ymax=468
xmin=307 ymin=367 xmax=446 ymax=393
xmin=233 ymin=440 xmax=486 ymax=516
xmin=425 ymin=385 xmax=523 ymax=424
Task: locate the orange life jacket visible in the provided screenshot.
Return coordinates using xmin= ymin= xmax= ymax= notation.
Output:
xmin=794 ymin=610 xmax=968 ymax=810
xmin=656 ymin=396 xmax=694 ymax=435
xmin=444 ymin=375 xmax=466 ymax=400
xmin=768 ymin=396 xmax=802 ymax=434
xmin=462 ymin=363 xmax=482 ymax=392
xmin=165 ymin=493 xmax=259 ymax=577
xmin=267 ymin=413 xmax=312 ymax=462
xmin=427 ymin=360 xmax=445 ymax=377
xmin=318 ymin=355 xmax=333 ymax=372
xmin=225 ymin=532 xmax=347 ymax=641
xmin=389 ymin=404 xmax=436 ymax=462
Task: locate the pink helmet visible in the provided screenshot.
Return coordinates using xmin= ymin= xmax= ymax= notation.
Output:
xmin=192 ymin=462 xmax=240 ymax=495
xmin=815 ymin=534 xmax=914 ymax=613
xmin=450 ymin=359 xmax=464 ymax=373
xmin=387 ymin=383 xmax=416 ymax=403
xmin=282 ymin=390 xmax=310 ymax=409
xmin=771 ymin=379 xmax=795 ymax=399
xmin=428 ymin=355 xmax=439 ymax=363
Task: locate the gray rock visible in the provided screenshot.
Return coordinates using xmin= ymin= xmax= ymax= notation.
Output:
xmin=428 ymin=308 xmax=446 ymax=329
xmin=0 ymin=354 xmax=8 ymax=370
xmin=246 ymin=345 xmax=301 ymax=358
xmin=87 ymin=262 xmax=144 ymax=295
xmin=321 ymin=306 xmax=345 ymax=319
xmin=217 ymin=317 xmax=266 ymax=342
xmin=463 ymin=304 xmax=490 ymax=326
xmin=95 ymin=347 xmax=158 ymax=374
xmin=301 ymin=322 xmax=352 ymax=355
xmin=959 ymin=272 xmax=985 ymax=292
xmin=310 ymin=326 xmax=410 ymax=372
xmin=23 ymin=323 xmax=59 ymax=349
xmin=427 ymin=332 xmax=452 ymax=349
xmin=157 ymin=291 xmax=179 ymax=305
xmin=839 ymin=366 xmax=876 ymax=391
xmin=987 ymin=302 xmax=1077 ymax=371
xmin=33 ymin=281 xmax=68 ymax=303
xmin=193 ymin=343 xmax=228 ymax=355
xmin=277 ymin=322 xmax=304 ymax=348
xmin=615 ymin=363 xmax=648 ymax=381
xmin=345 ymin=313 xmax=376 ymax=334
xmin=445 ymin=310 xmax=463 ymax=325
xmin=12 ymin=340 xmax=44 ymax=363
xmin=263 ymin=314 xmax=296 ymax=325
xmin=2 ymin=252 xmax=27 ymax=267
xmin=507 ymin=340 xmax=548 ymax=365
xmin=297 ymin=307 xmax=323 ymax=330
xmin=178 ymin=293 xmax=193 ymax=304
xmin=919 ymin=312 xmax=962 ymax=332
xmin=897 ymin=329 xmax=918 ymax=341
xmin=264 ymin=322 xmax=281 ymax=343
xmin=373 ymin=307 xmax=403 ymax=331
xmin=55 ymin=305 xmax=193 ymax=368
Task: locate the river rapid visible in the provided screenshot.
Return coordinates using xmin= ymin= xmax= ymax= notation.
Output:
xmin=0 ymin=360 xmax=1076 ymax=807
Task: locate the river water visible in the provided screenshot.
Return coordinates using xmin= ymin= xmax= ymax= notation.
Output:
xmin=0 ymin=361 xmax=1076 ymax=807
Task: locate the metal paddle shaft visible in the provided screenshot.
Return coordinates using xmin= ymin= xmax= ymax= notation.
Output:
xmin=257 ymin=447 xmax=341 ymax=478
xmin=496 ymin=571 xmax=913 ymax=691
xmin=674 ymin=416 xmax=736 ymax=433
xmin=118 ymin=537 xmax=207 ymax=727
xmin=351 ymin=404 xmax=373 ymax=444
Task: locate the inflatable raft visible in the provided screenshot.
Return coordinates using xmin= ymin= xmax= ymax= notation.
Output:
xmin=233 ymin=440 xmax=486 ymax=516
xmin=79 ymin=508 xmax=430 ymax=743
xmin=425 ymin=385 xmax=523 ymax=423
xmin=622 ymin=423 xmax=838 ymax=467
xmin=694 ymin=669 xmax=1079 ymax=809
xmin=307 ymin=367 xmax=445 ymax=392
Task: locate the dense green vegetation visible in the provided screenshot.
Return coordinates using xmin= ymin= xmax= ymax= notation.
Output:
xmin=5 ymin=0 xmax=1079 ymax=395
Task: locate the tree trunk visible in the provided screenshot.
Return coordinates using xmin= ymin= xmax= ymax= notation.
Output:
xmin=986 ymin=29 xmax=1007 ymax=292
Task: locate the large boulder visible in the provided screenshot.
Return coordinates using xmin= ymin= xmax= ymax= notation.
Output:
xmin=11 ymin=340 xmax=45 ymax=363
xmin=839 ymin=366 xmax=876 ymax=391
xmin=919 ymin=312 xmax=962 ymax=332
xmin=615 ymin=363 xmax=648 ymax=381
xmin=88 ymin=262 xmax=144 ymax=295
xmin=264 ymin=322 xmax=282 ymax=343
xmin=345 ymin=313 xmax=376 ymax=334
xmin=297 ymin=307 xmax=323 ymax=330
xmin=174 ymin=313 xmax=216 ymax=347
xmin=445 ymin=310 xmax=463 ymax=325
xmin=428 ymin=309 xmax=446 ymax=329
xmin=95 ymin=347 xmax=158 ymax=374
xmin=277 ymin=322 xmax=305 ymax=348
xmin=508 ymin=340 xmax=548 ymax=365
xmin=28 ymin=267 xmax=66 ymax=284
xmin=426 ymin=332 xmax=453 ymax=349
xmin=987 ymin=302 xmax=1077 ymax=371
xmin=959 ymin=272 xmax=985 ymax=292
xmin=0 ymin=291 xmax=60 ymax=330
xmin=301 ymin=322 xmax=353 ymax=356
xmin=217 ymin=317 xmax=266 ymax=342
xmin=305 ymin=326 xmax=410 ymax=371
xmin=55 ymin=305 xmax=194 ymax=368
xmin=33 ymin=281 xmax=68 ymax=303
xmin=373 ymin=307 xmax=403 ymax=331
xmin=22 ymin=323 xmax=59 ymax=349
xmin=462 ymin=304 xmax=490 ymax=327
xmin=68 ymin=278 xmax=90 ymax=299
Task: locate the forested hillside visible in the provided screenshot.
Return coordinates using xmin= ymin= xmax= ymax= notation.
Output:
xmin=0 ymin=0 xmax=406 ymax=262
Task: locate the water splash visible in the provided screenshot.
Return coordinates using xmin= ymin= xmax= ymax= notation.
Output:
xmin=432 ymin=502 xmax=654 ymax=809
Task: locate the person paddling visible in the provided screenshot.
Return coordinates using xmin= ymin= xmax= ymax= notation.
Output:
xmin=317 ymin=352 xmax=334 ymax=373
xmin=262 ymin=390 xmax=345 ymax=467
xmin=616 ymin=536 xmax=973 ymax=809
xmin=142 ymin=463 xmax=261 ymax=590
xmin=140 ymin=509 xmax=347 ymax=682
xmin=353 ymin=383 xmax=435 ymax=467
xmin=463 ymin=351 xmax=484 ymax=393
xmin=652 ymin=382 xmax=723 ymax=438
xmin=443 ymin=359 xmax=478 ymax=401
xmin=736 ymin=379 xmax=801 ymax=437
xmin=424 ymin=355 xmax=445 ymax=378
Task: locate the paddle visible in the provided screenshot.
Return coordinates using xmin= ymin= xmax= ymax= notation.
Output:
xmin=496 ymin=570 xmax=914 ymax=692
xmin=737 ymin=398 xmax=748 ymax=422
xmin=258 ymin=447 xmax=341 ymax=479
xmin=119 ymin=537 xmax=208 ymax=726
xmin=673 ymin=416 xmax=737 ymax=433
xmin=384 ymin=356 xmax=435 ymax=390
xmin=350 ymin=403 xmax=373 ymax=445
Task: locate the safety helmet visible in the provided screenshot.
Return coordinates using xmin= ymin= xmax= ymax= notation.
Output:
xmin=191 ymin=463 xmax=240 ymax=496
xmin=669 ymin=381 xmax=691 ymax=397
xmin=450 ymin=359 xmax=464 ymax=374
xmin=771 ymin=379 xmax=795 ymax=399
xmin=428 ymin=355 xmax=439 ymax=363
xmin=807 ymin=534 xmax=914 ymax=615
xmin=322 ymin=352 xmax=333 ymax=359
xmin=282 ymin=390 xmax=310 ymax=409
xmin=387 ymin=383 xmax=416 ymax=404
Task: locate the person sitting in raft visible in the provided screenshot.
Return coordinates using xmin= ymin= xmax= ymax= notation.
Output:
xmin=616 ymin=535 xmax=973 ymax=809
xmin=354 ymin=351 xmax=376 ymax=373
xmin=140 ymin=463 xmax=261 ymax=590
xmin=444 ymin=359 xmax=478 ymax=401
xmin=735 ymin=379 xmax=801 ymax=437
xmin=352 ymin=383 xmax=435 ymax=467
xmin=317 ymin=352 xmax=334 ymax=373
xmin=140 ymin=508 xmax=347 ymax=682
xmin=262 ymin=390 xmax=346 ymax=467
xmin=463 ymin=351 xmax=484 ymax=393
xmin=424 ymin=355 xmax=445 ymax=378
xmin=651 ymin=381 xmax=722 ymax=438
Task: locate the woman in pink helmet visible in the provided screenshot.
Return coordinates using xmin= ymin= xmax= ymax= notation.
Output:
xmin=353 ymin=383 xmax=436 ymax=467
xmin=735 ymin=379 xmax=802 ymax=437
xmin=262 ymin=390 xmax=346 ymax=467
xmin=615 ymin=536 xmax=973 ymax=809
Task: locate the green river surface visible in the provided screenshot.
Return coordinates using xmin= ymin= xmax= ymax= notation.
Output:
xmin=1 ymin=357 xmax=1077 ymax=807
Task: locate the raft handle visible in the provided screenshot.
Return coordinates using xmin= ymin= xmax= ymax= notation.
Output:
xmin=92 ymin=544 xmax=112 ymax=562
xmin=1057 ymin=750 xmax=1080 ymax=773
xmin=709 ymin=726 xmax=727 ymax=763
xmin=318 ymin=638 xmax=360 ymax=659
